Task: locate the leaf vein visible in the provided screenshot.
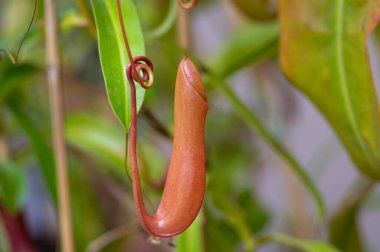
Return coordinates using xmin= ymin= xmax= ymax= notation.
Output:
xmin=335 ymin=0 xmax=374 ymax=170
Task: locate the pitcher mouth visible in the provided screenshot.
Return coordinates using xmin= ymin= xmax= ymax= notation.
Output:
xmin=181 ymin=56 xmax=208 ymax=102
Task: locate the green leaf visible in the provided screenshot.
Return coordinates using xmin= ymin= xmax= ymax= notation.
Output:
xmin=328 ymin=180 xmax=374 ymax=252
xmin=297 ymin=242 xmax=341 ymax=252
xmin=65 ymin=114 xmax=125 ymax=177
xmin=69 ymin=157 xmax=107 ymax=251
xmin=259 ymin=233 xmax=340 ymax=252
xmin=204 ymin=204 xmax=240 ymax=252
xmin=236 ymin=190 xmax=270 ymax=233
xmin=210 ymin=192 xmax=255 ymax=251
xmin=206 ymin=74 xmax=326 ymax=218
xmin=0 ymin=63 xmax=39 ymax=104
xmin=9 ymin=109 xmax=106 ymax=250
xmin=204 ymin=17 xmax=324 ymax=219
xmin=206 ymin=22 xmax=279 ymax=78
xmin=9 ymin=109 xmax=107 ymax=250
xmin=329 ymin=206 xmax=363 ymax=252
xmin=91 ymin=0 xmax=145 ymax=129
xmin=9 ymin=104 xmax=57 ymax=204
xmin=0 ymin=162 xmax=27 ymax=213
xmin=66 ymin=113 xmax=173 ymax=187
xmin=144 ymin=0 xmax=178 ymax=41
xmin=279 ymin=0 xmax=380 ymax=179
xmin=176 ymin=214 xmax=203 ymax=252
xmin=60 ymin=9 xmax=88 ymax=32
xmin=229 ymin=0 xmax=277 ymax=21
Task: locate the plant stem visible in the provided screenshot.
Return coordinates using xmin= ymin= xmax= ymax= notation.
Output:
xmin=86 ymin=223 xmax=136 ymax=252
xmin=206 ymin=73 xmax=326 ymax=219
xmin=45 ymin=0 xmax=74 ymax=251
xmin=255 ymin=233 xmax=313 ymax=250
xmin=145 ymin=0 xmax=178 ymax=41
xmin=177 ymin=7 xmax=190 ymax=50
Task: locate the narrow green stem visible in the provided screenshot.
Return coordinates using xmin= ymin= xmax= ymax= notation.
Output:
xmin=206 ymin=73 xmax=326 ymax=219
xmin=256 ymin=233 xmax=308 ymax=249
xmin=255 ymin=232 xmax=338 ymax=251
xmin=144 ymin=0 xmax=178 ymax=41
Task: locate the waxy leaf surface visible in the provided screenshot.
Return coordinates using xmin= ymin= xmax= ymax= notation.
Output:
xmin=91 ymin=0 xmax=145 ymax=129
xmin=279 ymin=0 xmax=380 ymax=179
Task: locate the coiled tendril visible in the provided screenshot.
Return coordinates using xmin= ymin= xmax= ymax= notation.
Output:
xmin=178 ymin=0 xmax=198 ymax=10
xmin=126 ymin=56 xmax=154 ymax=89
xmin=116 ymin=0 xmax=155 ymax=89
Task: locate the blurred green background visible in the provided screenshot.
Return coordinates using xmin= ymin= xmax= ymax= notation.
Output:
xmin=0 ymin=0 xmax=380 ymax=251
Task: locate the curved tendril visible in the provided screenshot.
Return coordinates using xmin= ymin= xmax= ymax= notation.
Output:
xmin=0 ymin=0 xmax=38 ymax=64
xmin=126 ymin=56 xmax=154 ymax=90
xmin=178 ymin=0 xmax=198 ymax=10
xmin=145 ymin=0 xmax=178 ymax=41
xmin=116 ymin=0 xmax=154 ymax=89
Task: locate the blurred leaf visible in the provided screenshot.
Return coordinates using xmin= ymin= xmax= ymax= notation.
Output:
xmin=329 ymin=180 xmax=374 ymax=252
xmin=230 ymin=0 xmax=277 ymax=21
xmin=279 ymin=0 xmax=380 ymax=179
xmin=207 ymin=190 xmax=270 ymax=251
xmin=363 ymin=189 xmax=380 ymax=209
xmin=144 ymin=0 xmax=178 ymax=41
xmin=0 ymin=162 xmax=27 ymax=213
xmin=60 ymin=9 xmax=88 ymax=31
xmin=74 ymin=0 xmax=97 ymax=36
xmin=204 ymin=0 xmax=324 ymax=221
xmin=176 ymin=214 xmax=203 ymax=252
xmin=10 ymin=109 xmax=107 ymax=250
xmin=9 ymin=104 xmax=57 ymax=204
xmin=329 ymin=206 xmax=363 ymax=252
xmin=207 ymin=125 xmax=254 ymax=193
xmin=204 ymin=114 xmax=270 ymax=251
xmin=236 ymin=190 xmax=270 ymax=233
xmin=259 ymin=233 xmax=340 ymax=252
xmin=294 ymin=242 xmax=340 ymax=252
xmin=210 ymin=192 xmax=255 ymax=251
xmin=91 ymin=0 xmax=145 ymax=129
xmin=204 ymin=203 xmax=240 ymax=252
xmin=206 ymin=22 xmax=278 ymax=77
xmin=2 ymin=46 xmax=54 ymax=204
xmin=69 ymin=157 xmax=107 ymax=251
xmin=206 ymin=74 xmax=326 ymax=218
xmin=0 ymin=62 xmax=39 ymax=104
xmin=65 ymin=114 xmax=125 ymax=177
